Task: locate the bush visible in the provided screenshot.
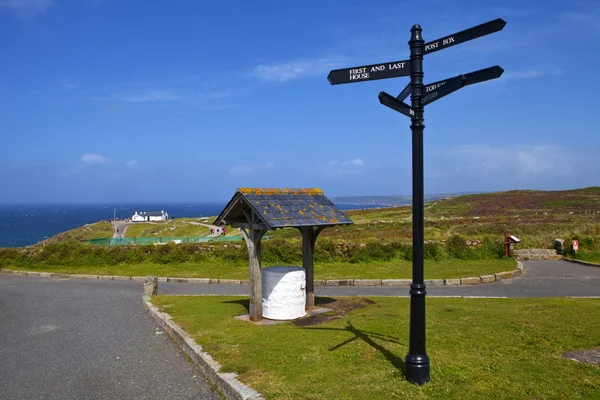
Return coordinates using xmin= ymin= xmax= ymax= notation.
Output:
xmin=261 ymin=239 xmax=302 ymax=264
xmin=423 ymin=242 xmax=445 ymax=261
xmin=480 ymin=238 xmax=505 ymax=259
xmin=445 ymin=235 xmax=472 ymax=259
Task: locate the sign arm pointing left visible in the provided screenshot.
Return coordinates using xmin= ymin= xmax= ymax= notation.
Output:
xmin=378 ymin=91 xmax=415 ymax=118
xmin=328 ymin=59 xmax=411 ymax=85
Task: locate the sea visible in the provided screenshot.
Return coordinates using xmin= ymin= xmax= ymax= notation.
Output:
xmin=0 ymin=203 xmax=384 ymax=248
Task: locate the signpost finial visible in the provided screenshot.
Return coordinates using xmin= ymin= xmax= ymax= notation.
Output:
xmin=410 ymin=24 xmax=422 ymax=41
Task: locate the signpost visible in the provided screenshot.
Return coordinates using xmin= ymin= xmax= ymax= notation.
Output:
xmin=328 ymin=18 xmax=506 ymax=386
xmin=327 ymin=59 xmax=410 ymax=85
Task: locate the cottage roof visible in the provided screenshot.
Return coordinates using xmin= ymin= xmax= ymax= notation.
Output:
xmin=140 ymin=211 xmax=166 ymax=217
xmin=214 ymin=188 xmax=353 ymax=229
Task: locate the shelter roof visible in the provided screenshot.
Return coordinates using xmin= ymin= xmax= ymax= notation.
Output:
xmin=214 ymin=188 xmax=353 ymax=229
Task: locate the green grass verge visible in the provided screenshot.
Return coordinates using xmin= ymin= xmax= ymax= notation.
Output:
xmin=125 ymin=219 xmax=210 ymax=237
xmin=43 ymin=221 xmax=114 ymax=244
xmin=152 ymin=296 xmax=600 ymax=400
xmin=1 ymin=258 xmax=516 ymax=280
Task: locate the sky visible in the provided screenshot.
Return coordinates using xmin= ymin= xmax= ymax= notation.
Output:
xmin=1 ymin=0 xmax=599 ymax=203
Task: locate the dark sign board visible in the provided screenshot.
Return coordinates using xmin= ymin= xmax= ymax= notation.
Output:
xmin=423 ymin=65 xmax=504 ymax=97
xmin=378 ymin=91 xmax=415 ymax=118
xmin=421 ymin=76 xmax=465 ymax=106
xmin=328 ymin=60 xmax=411 ymax=85
xmin=397 ymin=82 xmax=412 ymax=101
xmin=423 ymin=18 xmax=506 ymax=55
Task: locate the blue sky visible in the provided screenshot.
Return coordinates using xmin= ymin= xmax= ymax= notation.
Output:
xmin=1 ymin=0 xmax=599 ymax=203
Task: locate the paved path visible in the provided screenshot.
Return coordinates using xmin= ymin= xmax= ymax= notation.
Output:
xmin=111 ymin=220 xmax=222 ymax=239
xmin=111 ymin=221 xmax=131 ymax=238
xmin=186 ymin=221 xmax=222 ymax=237
xmin=0 ymin=275 xmax=220 ymax=400
xmin=159 ymin=260 xmax=600 ymax=298
xmin=1 ymin=260 xmax=598 ymax=399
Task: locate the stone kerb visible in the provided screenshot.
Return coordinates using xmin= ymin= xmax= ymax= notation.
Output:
xmin=0 ymin=262 xmax=524 ymax=287
xmin=143 ymin=298 xmax=264 ymax=400
xmin=561 ymin=257 xmax=600 ymax=268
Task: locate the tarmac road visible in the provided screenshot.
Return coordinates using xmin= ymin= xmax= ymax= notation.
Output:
xmin=0 ymin=276 xmax=220 ymax=400
xmin=1 ymin=260 xmax=598 ymax=399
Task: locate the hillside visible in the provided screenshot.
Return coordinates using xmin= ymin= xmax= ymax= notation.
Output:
xmin=43 ymin=221 xmax=114 ymax=245
xmin=275 ymin=187 xmax=600 ymax=252
xmin=332 ymin=192 xmax=476 ymax=206
xmin=124 ymin=218 xmax=212 ymax=238
xmin=39 ymin=187 xmax=600 ymax=254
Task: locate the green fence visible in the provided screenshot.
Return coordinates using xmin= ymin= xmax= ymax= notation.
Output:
xmin=87 ymin=235 xmax=252 ymax=246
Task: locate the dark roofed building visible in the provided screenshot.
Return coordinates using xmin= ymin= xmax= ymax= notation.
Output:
xmin=215 ymin=188 xmax=353 ymax=229
xmin=131 ymin=210 xmax=169 ymax=222
xmin=215 ymin=188 xmax=353 ymax=321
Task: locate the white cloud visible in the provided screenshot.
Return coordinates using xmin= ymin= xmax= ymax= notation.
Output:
xmin=323 ymin=157 xmax=365 ymax=179
xmin=250 ymin=58 xmax=344 ymax=82
xmin=502 ymin=69 xmax=563 ymax=81
xmin=109 ymin=90 xmax=181 ymax=103
xmin=0 ymin=0 xmax=53 ymax=18
xmin=125 ymin=160 xmax=139 ymax=168
xmin=79 ymin=153 xmax=110 ymax=167
xmin=330 ymin=158 xmax=364 ymax=167
xmin=437 ymin=144 xmax=568 ymax=178
xmin=425 ymin=144 xmax=600 ymax=193
xmin=345 ymin=158 xmax=364 ymax=167
xmin=229 ymin=162 xmax=274 ymax=177
xmin=93 ymin=87 xmax=236 ymax=107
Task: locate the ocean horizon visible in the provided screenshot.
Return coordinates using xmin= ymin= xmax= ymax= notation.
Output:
xmin=0 ymin=202 xmax=387 ymax=248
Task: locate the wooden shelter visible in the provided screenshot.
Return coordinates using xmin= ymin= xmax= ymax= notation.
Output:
xmin=214 ymin=188 xmax=353 ymax=321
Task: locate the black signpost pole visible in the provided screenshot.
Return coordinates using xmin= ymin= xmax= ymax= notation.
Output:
xmin=328 ymin=17 xmax=506 ymax=388
xmin=405 ymin=24 xmax=430 ymax=386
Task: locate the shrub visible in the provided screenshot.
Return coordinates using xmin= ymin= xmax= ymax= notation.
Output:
xmin=445 ymin=235 xmax=472 ymax=259
xmin=261 ymin=239 xmax=302 ymax=264
xmin=423 ymin=242 xmax=445 ymax=261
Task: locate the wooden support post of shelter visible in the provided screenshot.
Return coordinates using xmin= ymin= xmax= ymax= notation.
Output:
xmin=215 ymin=188 xmax=353 ymax=321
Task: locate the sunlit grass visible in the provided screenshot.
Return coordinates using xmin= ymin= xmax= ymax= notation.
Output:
xmin=153 ymin=296 xmax=600 ymax=399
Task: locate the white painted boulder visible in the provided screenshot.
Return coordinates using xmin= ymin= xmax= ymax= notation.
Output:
xmin=262 ymin=266 xmax=306 ymax=320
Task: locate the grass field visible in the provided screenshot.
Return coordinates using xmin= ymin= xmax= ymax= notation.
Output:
xmin=39 ymin=188 xmax=600 ymax=256
xmin=0 ymin=258 xmax=516 ymax=280
xmin=43 ymin=221 xmax=114 ymax=244
xmin=243 ymin=188 xmax=600 ymax=252
xmin=152 ymin=296 xmax=600 ymax=400
xmin=124 ymin=219 xmax=211 ymax=237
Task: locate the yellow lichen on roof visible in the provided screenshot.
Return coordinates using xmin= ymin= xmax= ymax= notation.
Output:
xmin=238 ymin=188 xmax=323 ymax=196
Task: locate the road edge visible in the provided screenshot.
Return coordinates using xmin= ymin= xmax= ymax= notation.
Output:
xmin=0 ymin=261 xmax=523 ymax=286
xmin=142 ymin=297 xmax=264 ymax=400
xmin=561 ymin=257 xmax=600 ymax=268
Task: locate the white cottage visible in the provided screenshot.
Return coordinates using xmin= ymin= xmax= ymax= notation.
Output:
xmin=131 ymin=210 xmax=169 ymax=222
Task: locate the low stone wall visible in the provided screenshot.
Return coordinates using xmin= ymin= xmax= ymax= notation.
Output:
xmin=0 ymin=261 xmax=524 ymax=287
xmin=513 ymin=249 xmax=561 ymax=261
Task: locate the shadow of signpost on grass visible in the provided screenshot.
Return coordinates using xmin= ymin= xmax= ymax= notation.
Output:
xmin=307 ymin=321 xmax=406 ymax=371
xmin=222 ymin=296 xmax=406 ymax=370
